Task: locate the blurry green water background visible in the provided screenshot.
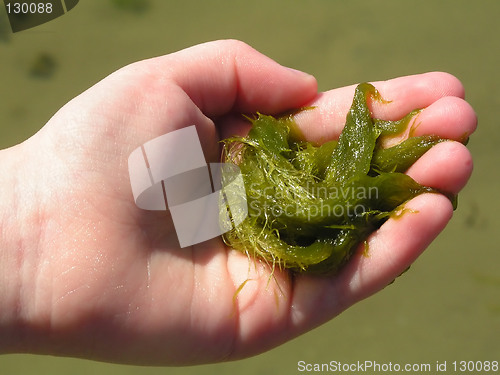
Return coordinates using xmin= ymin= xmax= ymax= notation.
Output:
xmin=0 ymin=0 xmax=498 ymax=374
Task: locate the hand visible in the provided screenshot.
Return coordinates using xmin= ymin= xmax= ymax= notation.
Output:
xmin=0 ymin=40 xmax=476 ymax=365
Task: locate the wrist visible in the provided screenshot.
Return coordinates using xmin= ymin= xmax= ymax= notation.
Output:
xmin=0 ymin=143 xmax=44 ymax=353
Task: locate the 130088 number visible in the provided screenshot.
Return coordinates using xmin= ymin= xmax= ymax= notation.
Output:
xmin=452 ymin=361 xmax=499 ymax=372
xmin=6 ymin=2 xmax=53 ymax=14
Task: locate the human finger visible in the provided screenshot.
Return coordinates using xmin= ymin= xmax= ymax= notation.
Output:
xmin=294 ymin=72 xmax=466 ymax=144
xmin=406 ymin=141 xmax=473 ymax=195
xmin=140 ymin=39 xmax=318 ymax=117
xmin=288 ymin=193 xmax=453 ymax=330
xmin=408 ymin=96 xmax=477 ymax=141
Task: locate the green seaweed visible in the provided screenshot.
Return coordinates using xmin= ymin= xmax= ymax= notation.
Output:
xmin=222 ymin=83 xmax=455 ymax=275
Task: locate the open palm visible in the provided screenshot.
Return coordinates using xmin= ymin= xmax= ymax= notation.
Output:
xmin=12 ymin=40 xmax=475 ymax=365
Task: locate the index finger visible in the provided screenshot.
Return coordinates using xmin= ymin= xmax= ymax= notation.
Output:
xmin=294 ymin=72 xmax=470 ymax=144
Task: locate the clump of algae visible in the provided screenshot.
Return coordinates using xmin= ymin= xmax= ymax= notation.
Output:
xmin=221 ymin=83 xmax=456 ymax=275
